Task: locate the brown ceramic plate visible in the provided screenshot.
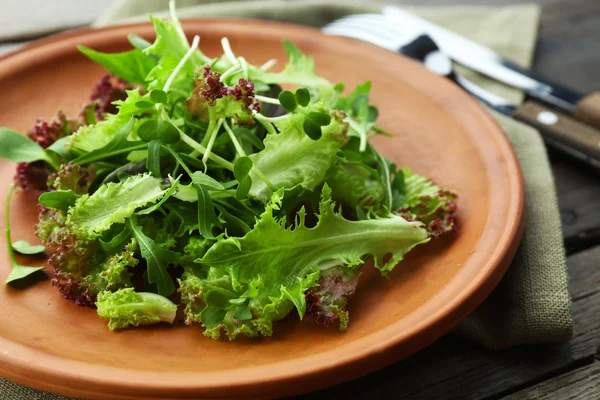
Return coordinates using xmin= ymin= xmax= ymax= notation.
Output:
xmin=0 ymin=19 xmax=524 ymax=399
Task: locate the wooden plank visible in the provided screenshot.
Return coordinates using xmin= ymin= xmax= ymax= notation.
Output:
xmin=564 ymin=244 xmax=600 ymax=301
xmin=502 ymin=362 xmax=600 ymax=400
xmin=552 ymin=160 xmax=600 ymax=253
xmin=300 ymin=242 xmax=600 ymax=400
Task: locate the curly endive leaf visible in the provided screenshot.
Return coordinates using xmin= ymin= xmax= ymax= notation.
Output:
xmin=190 ymin=185 xmax=428 ymax=339
xmin=67 ymin=173 xmax=166 ymax=238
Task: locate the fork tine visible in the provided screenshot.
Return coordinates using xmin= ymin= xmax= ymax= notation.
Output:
xmin=325 ymin=19 xmax=397 ymax=41
xmin=322 ymin=26 xmax=397 ymax=51
xmin=324 ymin=14 xmax=418 ymax=46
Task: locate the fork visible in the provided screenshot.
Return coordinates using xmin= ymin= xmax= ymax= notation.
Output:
xmin=322 ymin=16 xmax=515 ymax=115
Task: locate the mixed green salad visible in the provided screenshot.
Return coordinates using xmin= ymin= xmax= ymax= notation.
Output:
xmin=0 ymin=2 xmax=457 ymax=340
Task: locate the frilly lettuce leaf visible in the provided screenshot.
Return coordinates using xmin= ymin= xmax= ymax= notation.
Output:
xmin=96 ymin=288 xmax=178 ymax=330
xmin=84 ymin=238 xmax=138 ymax=292
xmin=248 ymin=103 xmax=348 ymax=202
xmin=394 ymin=168 xmax=458 ymax=238
xmin=180 ymin=184 xmax=428 ymax=339
xmin=305 ymin=265 xmax=361 ymax=330
xmin=67 ymin=173 xmax=167 ymax=239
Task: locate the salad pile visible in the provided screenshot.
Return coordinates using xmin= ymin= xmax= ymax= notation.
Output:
xmin=0 ymin=2 xmax=457 ymax=340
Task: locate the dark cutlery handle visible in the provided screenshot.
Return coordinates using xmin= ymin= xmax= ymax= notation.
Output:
xmin=574 ymin=91 xmax=600 ymax=130
xmin=397 ymin=35 xmax=439 ymax=61
xmin=513 ymin=101 xmax=600 ymax=170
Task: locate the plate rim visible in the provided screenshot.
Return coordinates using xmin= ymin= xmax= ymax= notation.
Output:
xmin=0 ymin=18 xmax=525 ymax=399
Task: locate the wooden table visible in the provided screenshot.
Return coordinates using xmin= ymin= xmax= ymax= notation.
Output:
xmin=1 ymin=1 xmax=598 ymax=399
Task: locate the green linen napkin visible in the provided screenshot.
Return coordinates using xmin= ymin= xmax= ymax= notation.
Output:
xmin=1 ymin=1 xmax=574 ymax=398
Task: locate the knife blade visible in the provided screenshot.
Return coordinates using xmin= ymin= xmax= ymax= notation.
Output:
xmin=381 ymin=6 xmax=600 ymax=130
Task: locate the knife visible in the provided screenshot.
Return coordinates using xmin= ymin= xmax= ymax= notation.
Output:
xmin=381 ymin=6 xmax=600 ymax=130
xmin=397 ymin=35 xmax=600 ymax=171
xmin=322 ymin=20 xmax=600 ymax=171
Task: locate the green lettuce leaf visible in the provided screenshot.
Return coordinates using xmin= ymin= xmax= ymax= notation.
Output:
xmin=67 ymin=173 xmax=167 ymax=238
xmin=183 ymin=185 xmax=428 ymax=339
xmin=65 ymin=90 xmax=149 ymax=154
xmin=248 ymin=103 xmax=348 ymax=202
xmin=96 ymin=288 xmax=178 ymax=330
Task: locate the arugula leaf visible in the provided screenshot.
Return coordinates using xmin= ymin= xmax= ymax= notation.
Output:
xmin=376 ymin=152 xmax=393 ymax=212
xmin=214 ymin=204 xmax=251 ymax=236
xmin=99 ymin=224 xmax=132 ymax=253
xmin=146 ymin=140 xmax=162 ymax=177
xmin=391 ymin=168 xmax=405 ymax=210
xmin=0 ymin=128 xmax=59 ymax=169
xmin=195 ymin=184 xmax=218 ymax=239
xmin=234 ymin=157 xmax=253 ymax=200
xmin=4 ymin=185 xmax=45 ymax=284
xmin=191 ymin=172 xmax=225 ymax=190
xmin=136 ymin=176 xmax=181 ymax=216
xmin=77 ymin=46 xmax=156 ymax=85
xmin=128 ymin=217 xmax=179 ymax=296
xmin=38 ymin=190 xmax=80 ymax=212
xmin=12 ymin=240 xmax=45 ymax=255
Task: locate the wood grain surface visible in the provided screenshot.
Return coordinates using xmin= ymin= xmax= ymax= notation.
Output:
xmin=0 ymin=1 xmax=599 ymax=399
